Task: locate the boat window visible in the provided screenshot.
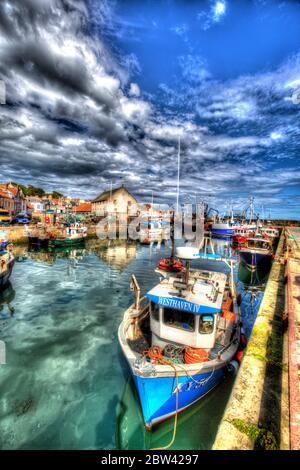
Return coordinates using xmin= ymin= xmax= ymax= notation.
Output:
xmin=199 ymin=315 xmax=214 ymax=334
xmin=163 ymin=308 xmax=195 ymax=332
xmin=151 ymin=301 xmax=160 ymax=322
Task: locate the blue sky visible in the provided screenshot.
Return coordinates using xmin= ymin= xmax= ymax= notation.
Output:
xmin=0 ymin=0 xmax=300 ymax=218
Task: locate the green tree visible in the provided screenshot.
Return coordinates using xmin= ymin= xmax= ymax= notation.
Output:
xmin=51 ymin=191 xmax=64 ymax=199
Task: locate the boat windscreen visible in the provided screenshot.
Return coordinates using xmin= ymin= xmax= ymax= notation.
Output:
xmin=163 ymin=307 xmax=195 ymax=332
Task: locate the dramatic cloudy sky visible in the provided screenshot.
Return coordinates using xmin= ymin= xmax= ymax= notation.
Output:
xmin=0 ymin=0 xmax=300 ymax=218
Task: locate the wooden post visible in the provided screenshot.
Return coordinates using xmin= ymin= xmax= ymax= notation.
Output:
xmin=185 ymin=261 xmax=190 ymax=284
xmin=131 ymin=274 xmax=140 ymax=310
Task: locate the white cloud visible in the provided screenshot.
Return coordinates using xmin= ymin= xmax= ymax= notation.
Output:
xmin=198 ymin=0 xmax=227 ymax=30
xmin=129 ymin=83 xmax=140 ymax=97
xmin=214 ymin=1 xmax=226 ymax=21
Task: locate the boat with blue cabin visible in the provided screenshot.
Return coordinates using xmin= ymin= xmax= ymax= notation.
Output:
xmin=239 ymin=234 xmax=273 ymax=271
xmin=118 ymin=246 xmax=242 ymax=431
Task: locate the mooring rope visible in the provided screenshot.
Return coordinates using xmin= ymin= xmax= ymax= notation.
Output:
xmin=144 ymin=347 xmax=179 ymax=450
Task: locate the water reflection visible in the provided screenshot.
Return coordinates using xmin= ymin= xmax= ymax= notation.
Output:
xmin=88 ymin=240 xmax=137 ymax=271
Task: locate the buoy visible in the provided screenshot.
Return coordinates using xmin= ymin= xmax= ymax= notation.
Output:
xmin=235 ymin=350 xmax=244 ymax=363
xmin=240 ymin=332 xmax=247 ymax=347
xmin=235 ymin=332 xmax=247 ymax=363
xmin=158 ymin=258 xmax=183 ymax=272
xmin=222 ymin=310 xmax=236 ymax=322
xmin=227 ymin=359 xmax=239 ymax=374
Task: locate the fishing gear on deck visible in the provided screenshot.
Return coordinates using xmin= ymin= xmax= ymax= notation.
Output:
xmin=163 ymin=344 xmax=185 ymax=364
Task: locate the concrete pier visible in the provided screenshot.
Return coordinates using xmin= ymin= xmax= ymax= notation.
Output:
xmin=0 ymin=224 xmax=99 ymax=244
xmin=213 ymin=232 xmax=289 ymax=450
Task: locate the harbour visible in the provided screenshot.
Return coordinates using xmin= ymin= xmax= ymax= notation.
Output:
xmin=1 ymin=0 xmax=300 ymax=457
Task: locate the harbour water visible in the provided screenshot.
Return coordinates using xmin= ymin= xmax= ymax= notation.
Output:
xmin=0 ymin=239 xmax=267 ymax=450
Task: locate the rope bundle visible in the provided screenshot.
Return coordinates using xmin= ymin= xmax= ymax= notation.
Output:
xmin=184 ymin=347 xmax=209 ymax=364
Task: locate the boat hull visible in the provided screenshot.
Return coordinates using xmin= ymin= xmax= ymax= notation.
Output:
xmin=210 ymin=228 xmax=234 ymax=238
xmin=0 ymin=259 xmax=14 ymax=291
xmin=239 ymin=250 xmax=272 ymax=269
xmin=132 ymin=366 xmax=225 ymax=428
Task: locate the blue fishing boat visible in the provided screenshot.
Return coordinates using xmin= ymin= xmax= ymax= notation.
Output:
xmin=118 ymin=247 xmax=241 ymax=431
xmin=210 ymin=221 xmax=236 ymax=237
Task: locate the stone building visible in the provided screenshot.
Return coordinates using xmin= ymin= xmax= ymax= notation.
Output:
xmin=92 ymin=185 xmax=138 ymax=217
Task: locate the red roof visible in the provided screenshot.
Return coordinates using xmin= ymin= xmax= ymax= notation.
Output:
xmin=0 ymin=188 xmax=11 ymax=199
xmin=72 ymin=202 xmax=92 ymax=213
xmin=7 ymin=185 xmax=18 ymax=196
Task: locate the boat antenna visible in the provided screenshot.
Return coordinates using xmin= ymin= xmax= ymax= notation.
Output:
xmin=249 ymin=196 xmax=254 ymax=224
xmin=176 ymin=136 xmax=181 ymax=214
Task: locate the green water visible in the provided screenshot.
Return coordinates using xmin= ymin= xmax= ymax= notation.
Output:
xmin=0 ymin=239 xmax=265 ymax=450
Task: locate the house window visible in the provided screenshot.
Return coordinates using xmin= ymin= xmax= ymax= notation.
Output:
xmin=163 ymin=308 xmax=195 ymax=332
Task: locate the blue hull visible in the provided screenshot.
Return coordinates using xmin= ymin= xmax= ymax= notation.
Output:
xmin=133 ymin=367 xmax=225 ymax=428
xmin=209 ymin=228 xmax=234 ymax=237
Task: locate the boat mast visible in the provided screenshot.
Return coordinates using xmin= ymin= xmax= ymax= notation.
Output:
xmin=249 ymin=196 xmax=254 ymax=224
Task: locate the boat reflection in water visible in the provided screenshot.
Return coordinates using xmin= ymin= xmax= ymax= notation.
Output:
xmin=28 ymin=246 xmax=87 ymax=265
xmin=90 ymin=240 xmax=137 ymax=271
xmin=238 ymin=260 xmax=270 ymax=287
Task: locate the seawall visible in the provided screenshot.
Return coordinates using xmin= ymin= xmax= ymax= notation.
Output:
xmin=213 ymin=232 xmax=289 ymax=450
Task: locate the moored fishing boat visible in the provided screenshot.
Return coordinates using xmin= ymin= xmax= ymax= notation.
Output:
xmin=260 ymin=226 xmax=279 ymax=240
xmin=118 ymin=247 xmax=243 ymax=433
xmin=209 ymin=220 xmax=237 ymax=238
xmin=139 ymin=220 xmax=169 ymax=245
xmin=48 ymin=223 xmax=87 ymax=247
